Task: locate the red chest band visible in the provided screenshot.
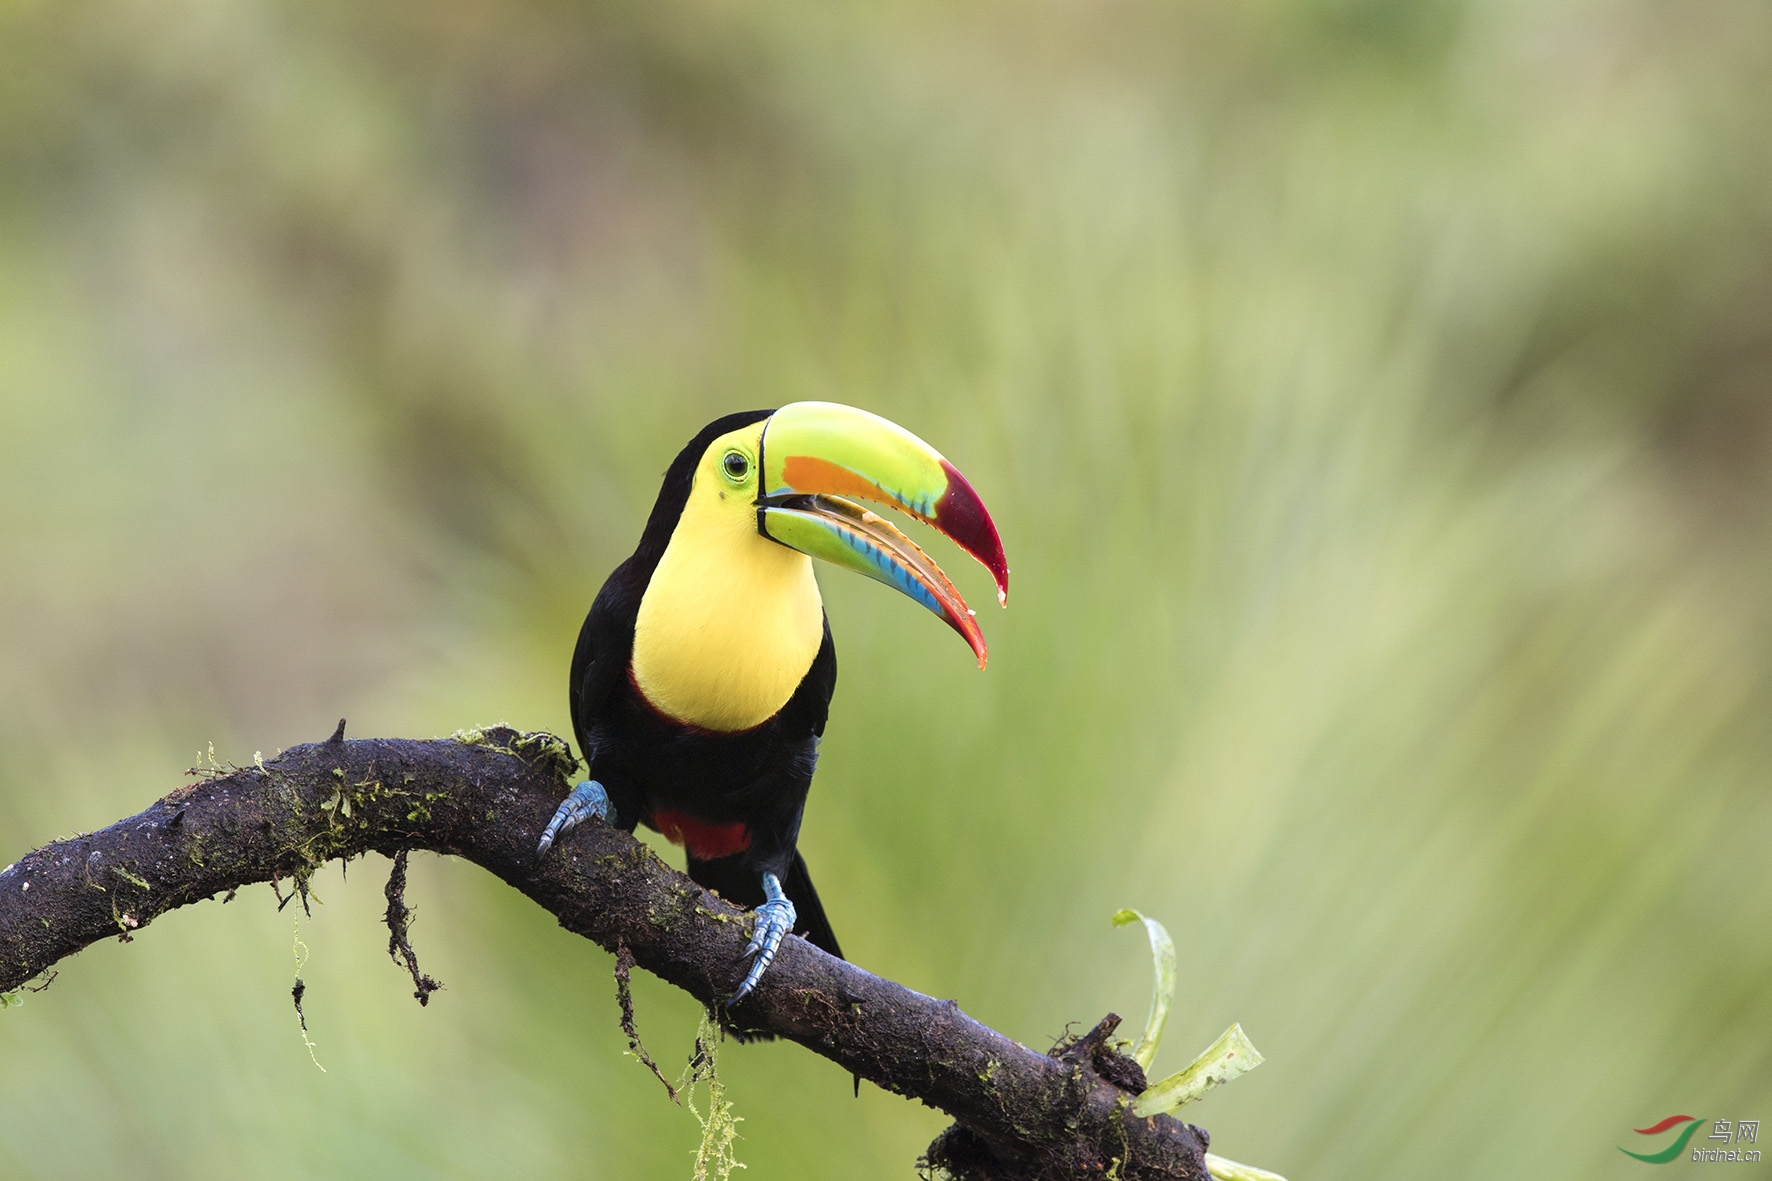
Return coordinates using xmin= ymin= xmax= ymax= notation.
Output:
xmin=650 ymin=809 xmax=752 ymax=860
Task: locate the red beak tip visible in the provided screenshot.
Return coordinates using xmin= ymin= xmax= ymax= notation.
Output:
xmin=958 ymin=622 xmax=989 ymax=669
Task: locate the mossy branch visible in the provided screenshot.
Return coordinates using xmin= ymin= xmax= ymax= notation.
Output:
xmin=0 ymin=726 xmax=1209 ymax=1180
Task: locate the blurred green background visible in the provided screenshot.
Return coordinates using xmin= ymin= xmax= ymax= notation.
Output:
xmin=3 ymin=0 xmax=1770 ymax=1177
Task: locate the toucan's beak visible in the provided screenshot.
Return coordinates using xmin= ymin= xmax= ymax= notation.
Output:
xmin=756 ymin=401 xmax=1008 ymax=667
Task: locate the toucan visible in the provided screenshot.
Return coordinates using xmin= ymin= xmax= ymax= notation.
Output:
xmin=537 ymin=402 xmax=1007 ymax=1003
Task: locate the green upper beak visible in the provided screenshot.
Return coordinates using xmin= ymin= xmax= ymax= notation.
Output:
xmin=755 ymin=401 xmax=1008 ymax=667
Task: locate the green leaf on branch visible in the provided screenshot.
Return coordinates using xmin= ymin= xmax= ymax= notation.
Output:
xmin=1205 ymin=1151 xmax=1289 ymax=1181
xmin=1132 ymin=1022 xmax=1264 ymax=1117
xmin=1110 ymin=908 xmax=1176 ymax=1071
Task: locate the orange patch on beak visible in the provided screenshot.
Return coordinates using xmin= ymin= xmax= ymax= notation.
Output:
xmin=779 ymin=454 xmax=908 ymax=517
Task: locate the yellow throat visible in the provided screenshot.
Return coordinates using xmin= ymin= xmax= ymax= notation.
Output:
xmin=631 ymin=423 xmax=825 ymax=732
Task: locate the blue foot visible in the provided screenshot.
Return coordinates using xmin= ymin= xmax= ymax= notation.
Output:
xmin=728 ymin=871 xmax=796 ymax=1006
xmin=536 ymin=780 xmax=614 ymax=856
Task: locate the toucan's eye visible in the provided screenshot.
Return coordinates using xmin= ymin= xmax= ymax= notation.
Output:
xmin=722 ymin=450 xmax=751 ymax=482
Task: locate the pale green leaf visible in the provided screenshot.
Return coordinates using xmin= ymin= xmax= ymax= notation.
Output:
xmin=1111 ymin=908 xmax=1176 ymax=1071
xmin=1131 ymin=1022 xmax=1264 ymax=1117
xmin=1205 ymin=1152 xmax=1288 ymax=1181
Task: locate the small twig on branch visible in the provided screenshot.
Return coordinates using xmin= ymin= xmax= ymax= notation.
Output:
xmin=0 ymin=727 xmax=1209 ymax=1180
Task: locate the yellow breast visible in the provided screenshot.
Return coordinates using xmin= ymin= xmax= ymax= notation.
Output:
xmin=631 ymin=466 xmax=825 ymax=732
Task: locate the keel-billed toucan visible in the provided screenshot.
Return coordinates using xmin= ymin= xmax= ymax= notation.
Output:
xmin=538 ymin=402 xmax=1007 ymax=1003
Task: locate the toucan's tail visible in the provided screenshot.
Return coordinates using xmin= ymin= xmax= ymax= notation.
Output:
xmin=686 ymin=851 xmax=843 ymax=962
xmin=783 ymin=851 xmax=843 ymax=961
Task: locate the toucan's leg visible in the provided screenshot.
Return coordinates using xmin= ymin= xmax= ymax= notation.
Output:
xmin=728 ymin=871 xmax=796 ymax=1006
xmin=536 ymin=780 xmax=615 ymax=856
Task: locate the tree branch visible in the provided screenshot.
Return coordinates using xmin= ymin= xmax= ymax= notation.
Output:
xmin=0 ymin=726 xmax=1209 ymax=1180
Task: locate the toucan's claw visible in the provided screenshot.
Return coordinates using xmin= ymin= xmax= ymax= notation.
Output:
xmin=537 ymin=780 xmax=613 ymax=856
xmin=728 ymin=871 xmax=795 ymax=1006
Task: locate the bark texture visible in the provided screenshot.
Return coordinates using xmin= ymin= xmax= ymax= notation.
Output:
xmin=0 ymin=726 xmax=1208 ymax=1180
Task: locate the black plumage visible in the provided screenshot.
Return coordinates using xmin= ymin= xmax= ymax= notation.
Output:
xmin=567 ymin=410 xmax=844 ymax=961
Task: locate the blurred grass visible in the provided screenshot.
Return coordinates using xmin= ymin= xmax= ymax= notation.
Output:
xmin=3 ymin=0 xmax=1772 ymax=1177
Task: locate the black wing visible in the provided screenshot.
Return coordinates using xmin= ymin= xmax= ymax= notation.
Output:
xmin=568 ymin=556 xmax=645 ymax=765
